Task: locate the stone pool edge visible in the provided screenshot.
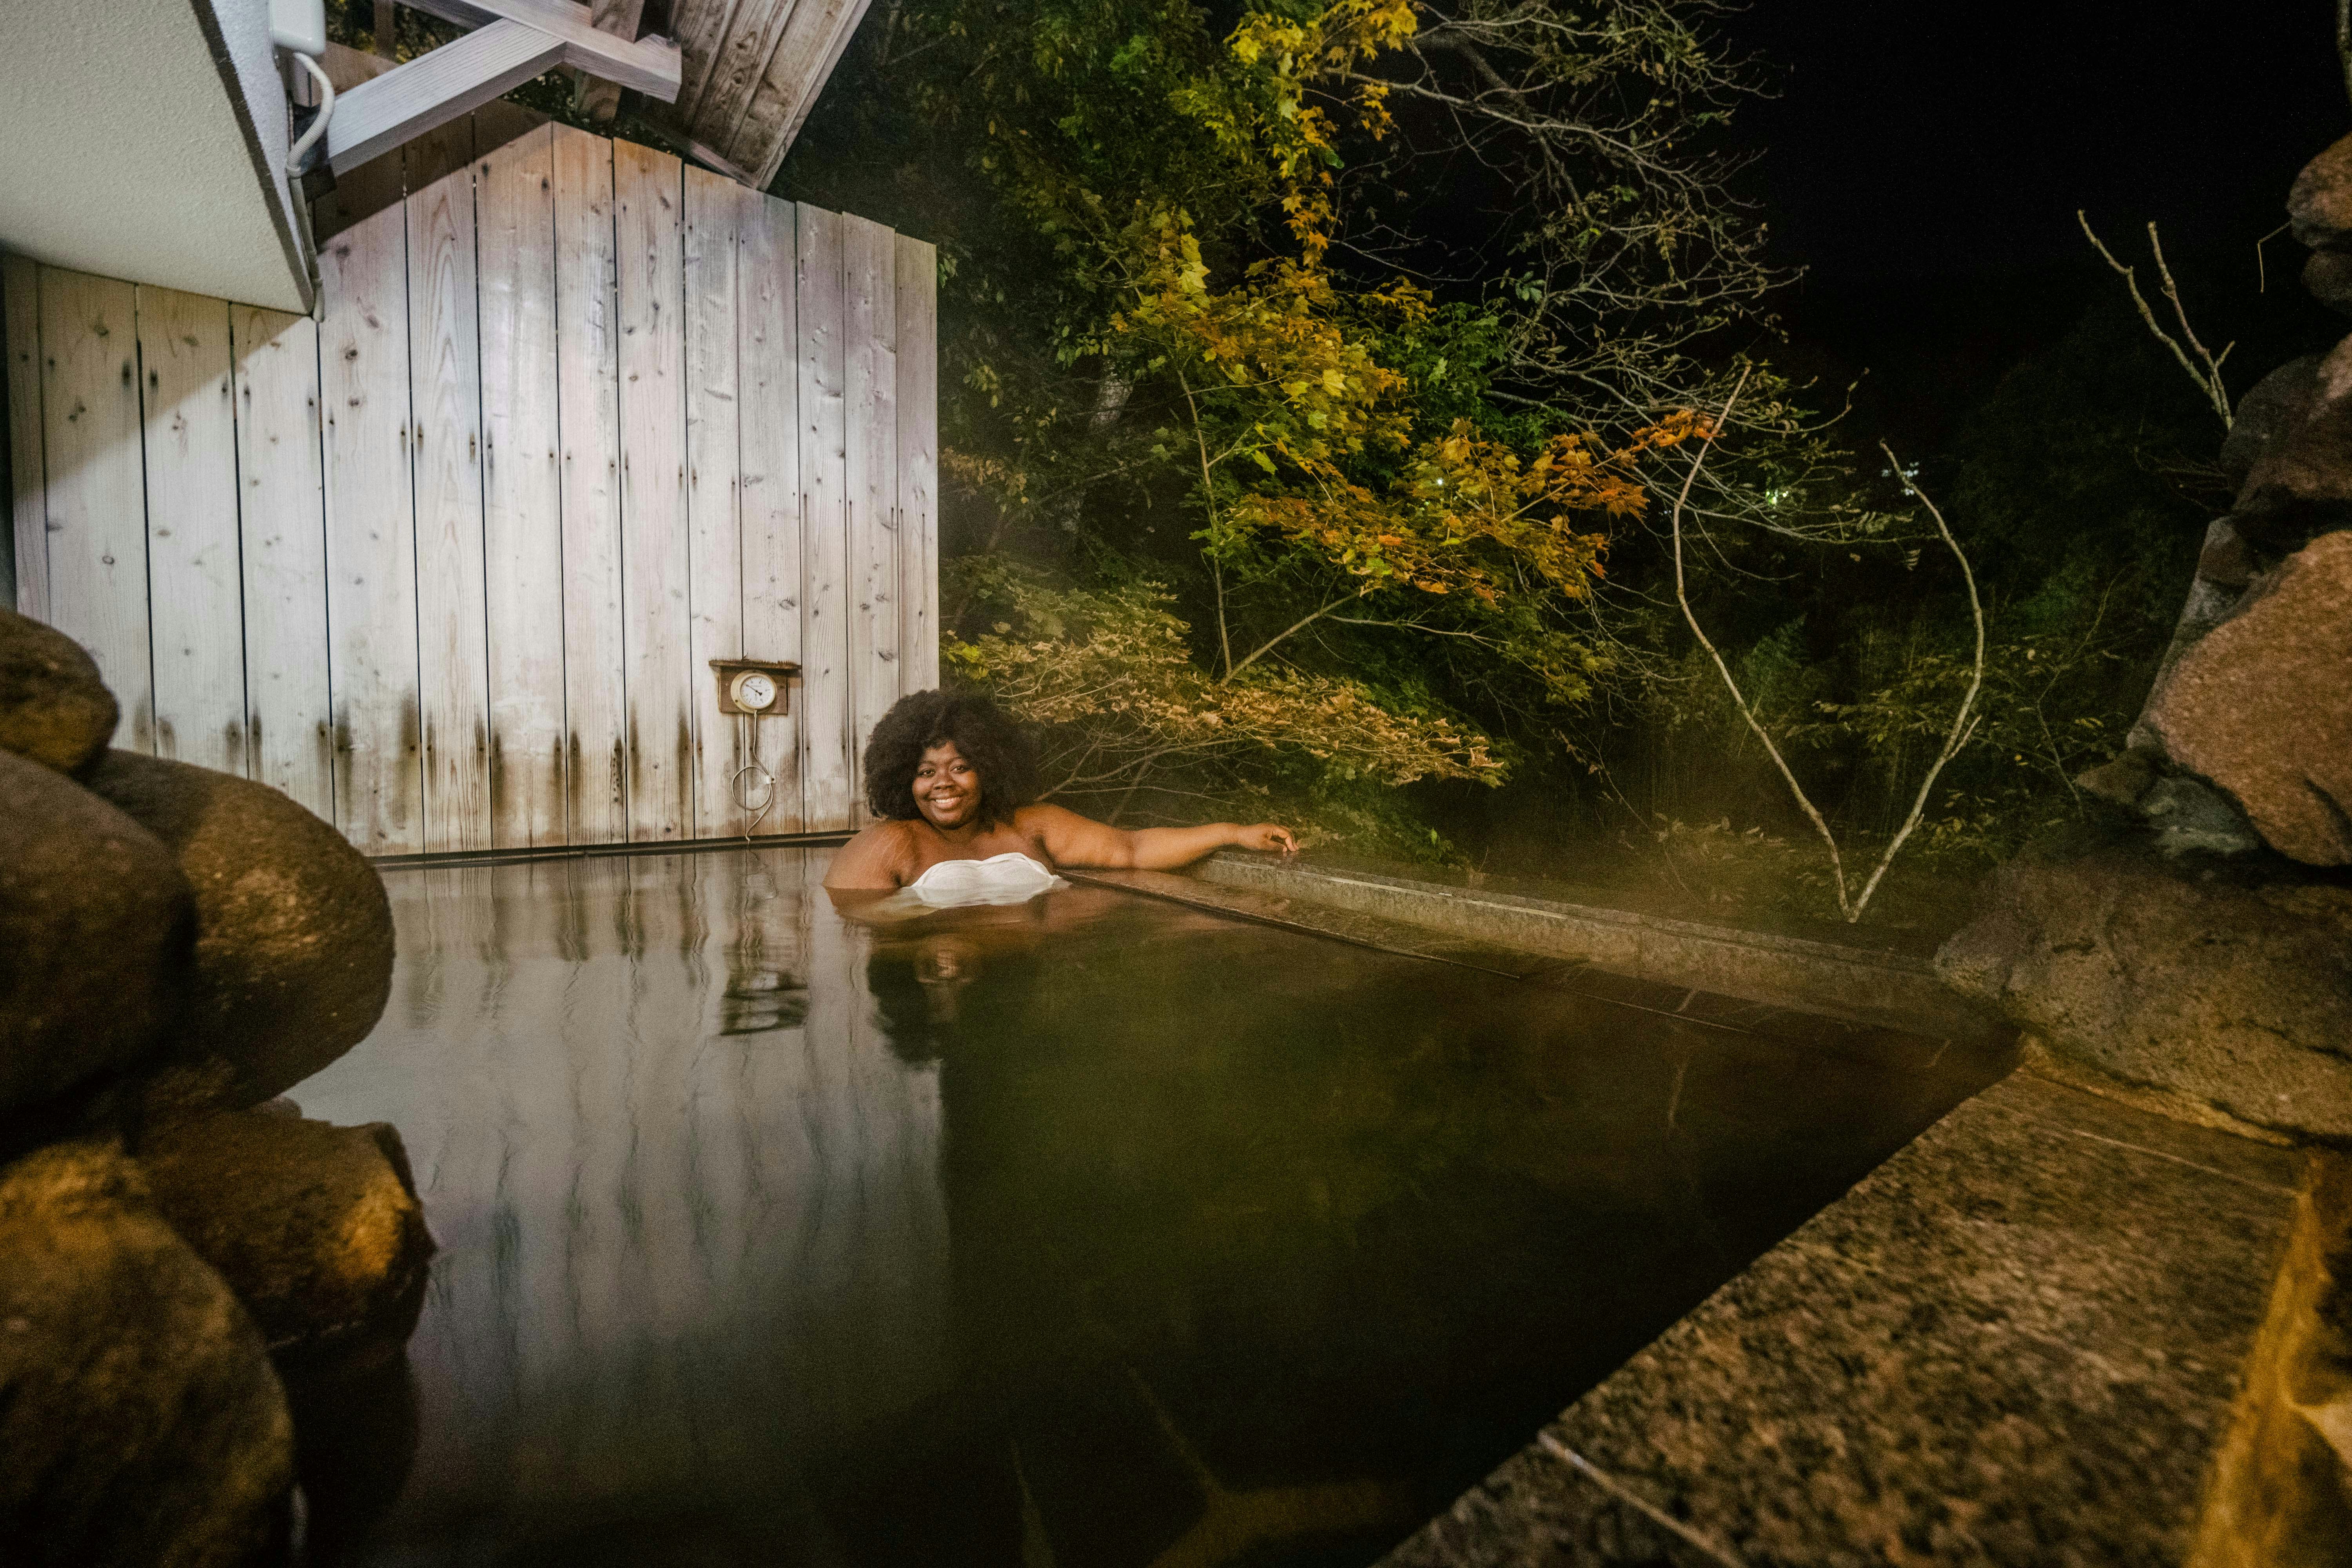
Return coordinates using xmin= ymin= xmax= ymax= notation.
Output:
xmin=1376 ymin=1070 xmax=2315 ymax=1568
xmin=1059 ymin=863 xmax=1994 ymax=1060
xmin=1180 ymin=851 xmax=2000 ymax=1044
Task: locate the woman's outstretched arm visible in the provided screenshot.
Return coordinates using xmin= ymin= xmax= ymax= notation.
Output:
xmin=1021 ymin=804 xmax=1295 ymax=870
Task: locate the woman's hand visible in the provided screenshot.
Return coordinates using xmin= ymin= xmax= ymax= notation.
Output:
xmin=1233 ymin=823 xmax=1298 ymax=854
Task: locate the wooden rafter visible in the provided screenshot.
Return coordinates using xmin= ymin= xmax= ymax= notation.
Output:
xmin=571 ymin=0 xmax=647 ymax=123
xmin=316 ymin=0 xmax=682 ymax=179
xmin=399 ymin=0 xmax=681 ymax=96
xmin=327 ymin=21 xmax=565 ymax=172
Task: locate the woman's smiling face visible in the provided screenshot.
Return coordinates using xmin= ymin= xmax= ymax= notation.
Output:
xmin=912 ymin=740 xmax=982 ymax=829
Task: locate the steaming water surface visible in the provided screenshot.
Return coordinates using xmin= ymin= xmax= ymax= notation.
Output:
xmin=289 ymin=846 xmax=2003 ymax=1566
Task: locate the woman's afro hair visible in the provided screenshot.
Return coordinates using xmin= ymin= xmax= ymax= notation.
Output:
xmin=862 ymin=689 xmax=1042 ymax=824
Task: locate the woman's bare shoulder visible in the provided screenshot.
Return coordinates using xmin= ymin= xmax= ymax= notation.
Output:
xmin=824 ymin=818 xmax=918 ymax=888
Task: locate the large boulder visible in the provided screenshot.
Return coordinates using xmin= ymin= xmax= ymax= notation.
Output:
xmin=2307 ymin=251 xmax=2352 ymax=319
xmin=2125 ymin=519 xmax=2261 ymax=759
xmin=284 ymin=1348 xmax=421 ymax=1562
xmin=2289 ymin=132 xmax=2352 ymax=252
xmin=2234 ymin=337 xmax=2352 ymax=552
xmin=2143 ymin=530 xmax=2352 ymax=865
xmin=1937 ymin=838 xmax=2352 ymax=1141
xmin=140 ymin=1110 xmax=435 ymax=1370
xmin=0 ymin=1140 xmax=294 ymax=1566
xmin=0 ymin=748 xmax=192 ymax=1128
xmin=2221 ymin=358 xmax=2322 ymax=489
xmin=0 ymin=608 xmax=116 ymax=775
xmin=81 ymin=751 xmax=394 ymax=1118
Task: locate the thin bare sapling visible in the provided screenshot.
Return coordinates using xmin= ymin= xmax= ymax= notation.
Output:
xmin=2077 ymin=211 xmax=2234 ymax=429
xmin=1669 ymin=371 xmax=1987 ymax=923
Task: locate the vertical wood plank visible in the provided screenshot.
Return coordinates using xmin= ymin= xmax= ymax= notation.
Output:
xmin=794 ymin=204 xmax=851 ymax=831
xmin=893 ymin=234 xmax=938 ymax=693
xmin=320 ymin=153 xmax=423 ymax=853
xmin=615 ymin=140 xmax=691 ymax=841
xmin=407 ymin=119 xmax=493 ymax=855
xmin=231 ymin=304 xmax=334 ymax=820
xmin=553 ymin=124 xmax=629 ymax=845
xmin=685 ymin=164 xmax=745 ymax=839
xmin=3 ymin=256 xmax=45 ymax=621
xmin=38 ymin=270 xmax=153 ymax=750
xmin=670 ymin=0 xmax=748 ymax=128
xmin=739 ymin=0 xmax=869 ymax=187
xmin=476 ymin=106 xmax=569 ymax=849
xmin=686 ymin=0 xmax=796 ymax=162
xmin=841 ymin=213 xmax=898 ymax=820
xmin=136 ymin=285 xmax=247 ymax=772
xmin=737 ymin=191 xmax=802 ymax=834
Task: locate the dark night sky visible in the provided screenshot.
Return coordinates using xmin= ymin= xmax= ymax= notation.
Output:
xmin=1720 ymin=1 xmax=2350 ymax=442
xmin=1733 ymin=2 xmax=2345 ymax=278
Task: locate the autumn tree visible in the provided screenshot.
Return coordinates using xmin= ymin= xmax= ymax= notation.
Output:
xmin=780 ymin=0 xmax=1824 ymax=842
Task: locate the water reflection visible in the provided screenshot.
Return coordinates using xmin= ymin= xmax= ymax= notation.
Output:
xmin=291 ymin=846 xmax=2004 ymax=1566
xmin=294 ymin=849 xmax=954 ymax=1563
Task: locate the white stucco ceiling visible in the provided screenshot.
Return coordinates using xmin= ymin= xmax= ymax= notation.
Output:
xmin=0 ymin=0 xmax=310 ymax=312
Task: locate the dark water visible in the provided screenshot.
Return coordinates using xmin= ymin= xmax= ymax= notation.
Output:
xmin=289 ymin=846 xmax=2004 ymax=1567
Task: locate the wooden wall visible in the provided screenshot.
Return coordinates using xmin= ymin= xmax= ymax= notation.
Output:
xmin=3 ymin=107 xmax=938 ymax=855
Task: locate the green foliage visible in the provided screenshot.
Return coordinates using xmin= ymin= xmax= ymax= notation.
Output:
xmin=1826 ymin=303 xmax=2212 ymax=864
xmin=777 ymin=0 xmax=1803 ymax=826
xmin=944 ymin=557 xmax=1503 ymax=809
xmin=1799 ymin=607 xmax=2131 ymax=866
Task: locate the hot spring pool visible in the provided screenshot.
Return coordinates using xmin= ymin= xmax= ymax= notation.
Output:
xmin=287 ymin=844 xmax=2005 ymax=1566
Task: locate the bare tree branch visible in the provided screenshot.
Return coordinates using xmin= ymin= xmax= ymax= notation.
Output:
xmin=1846 ymin=444 xmax=1987 ymax=920
xmin=1223 ymin=593 xmax=1361 ymax=682
xmin=1176 ymin=366 xmax=1235 ymax=678
xmin=1670 ymin=369 xmax=1989 ymax=923
xmin=2078 ymin=210 xmax=2234 ymax=428
xmin=1668 ymin=367 xmax=1859 ymax=904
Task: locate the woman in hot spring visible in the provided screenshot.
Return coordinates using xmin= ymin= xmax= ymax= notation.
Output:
xmin=824 ymin=690 xmax=1296 ymax=900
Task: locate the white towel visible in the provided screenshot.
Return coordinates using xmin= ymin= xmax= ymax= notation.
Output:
xmin=901 ymin=851 xmax=1067 ymax=908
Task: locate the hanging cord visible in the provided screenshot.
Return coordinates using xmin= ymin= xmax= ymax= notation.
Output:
xmin=288 ymin=53 xmax=336 ymax=173
xmin=731 ymin=711 xmax=777 ymax=839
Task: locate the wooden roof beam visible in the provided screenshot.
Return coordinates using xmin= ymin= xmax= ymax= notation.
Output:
xmin=325 ymin=19 xmax=566 ymax=173
xmin=572 ymin=0 xmax=648 ymax=123
xmin=400 ymin=0 xmax=682 ymax=98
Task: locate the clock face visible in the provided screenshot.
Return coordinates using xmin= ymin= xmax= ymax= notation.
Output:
xmin=732 ymin=671 xmax=779 ymax=712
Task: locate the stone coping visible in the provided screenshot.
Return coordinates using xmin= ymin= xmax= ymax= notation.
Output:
xmin=1379 ymin=1070 xmax=2310 ymax=1567
xmin=1064 ymin=866 xmax=2009 ymax=1073
xmin=1180 ymin=851 xmax=2003 ymax=1045
xmin=1198 ymin=849 xmax=1956 ymax=958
